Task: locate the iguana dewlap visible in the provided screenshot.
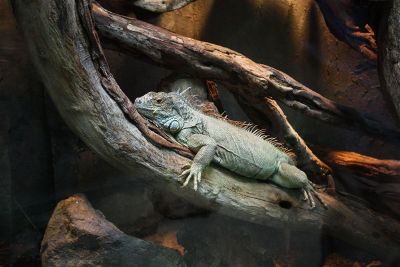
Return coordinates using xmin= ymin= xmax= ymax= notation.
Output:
xmin=134 ymin=91 xmax=325 ymax=208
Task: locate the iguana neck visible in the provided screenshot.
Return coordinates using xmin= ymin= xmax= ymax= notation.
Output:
xmin=181 ymin=106 xmax=204 ymax=132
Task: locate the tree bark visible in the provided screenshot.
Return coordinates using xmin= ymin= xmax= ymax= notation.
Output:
xmin=92 ymin=2 xmax=400 ymax=141
xmin=11 ymin=0 xmax=400 ymax=261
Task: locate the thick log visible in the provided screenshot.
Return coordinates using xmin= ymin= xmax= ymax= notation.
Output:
xmin=92 ymin=2 xmax=400 ymax=141
xmin=379 ymin=0 xmax=400 ymax=121
xmin=12 ymin=0 xmax=400 ymax=261
xmin=41 ymin=194 xmax=185 ymax=267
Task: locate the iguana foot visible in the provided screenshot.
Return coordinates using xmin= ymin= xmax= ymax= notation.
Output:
xmin=304 ymin=183 xmax=328 ymax=210
xmin=180 ymin=164 xmax=202 ymax=191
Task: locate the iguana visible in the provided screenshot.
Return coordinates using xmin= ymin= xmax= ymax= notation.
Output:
xmin=134 ymin=90 xmax=326 ymax=208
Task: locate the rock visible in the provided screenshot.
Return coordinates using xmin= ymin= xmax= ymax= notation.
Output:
xmin=41 ymin=194 xmax=185 ymax=267
xmin=379 ymin=0 xmax=400 ymax=122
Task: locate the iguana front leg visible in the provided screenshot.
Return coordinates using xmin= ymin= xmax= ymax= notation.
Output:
xmin=180 ymin=134 xmax=217 ymax=191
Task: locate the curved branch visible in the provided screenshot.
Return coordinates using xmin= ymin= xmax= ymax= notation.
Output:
xmin=12 ymin=0 xmax=400 ymax=261
xmin=92 ymin=2 xmax=400 ymax=141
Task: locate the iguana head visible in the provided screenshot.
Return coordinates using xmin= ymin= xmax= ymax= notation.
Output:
xmin=134 ymin=91 xmax=189 ymax=134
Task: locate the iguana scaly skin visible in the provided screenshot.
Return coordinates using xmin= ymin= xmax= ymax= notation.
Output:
xmin=134 ymin=91 xmax=326 ymax=208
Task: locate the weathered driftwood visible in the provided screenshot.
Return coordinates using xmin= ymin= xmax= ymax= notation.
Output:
xmin=41 ymin=194 xmax=185 ymax=267
xmin=92 ymin=2 xmax=400 ymax=141
xmin=132 ymin=0 xmax=196 ymax=12
xmin=12 ymin=0 xmax=400 ymax=261
xmin=379 ymin=0 xmax=400 ymax=121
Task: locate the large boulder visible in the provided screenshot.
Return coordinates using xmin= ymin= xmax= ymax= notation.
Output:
xmin=41 ymin=194 xmax=185 ymax=267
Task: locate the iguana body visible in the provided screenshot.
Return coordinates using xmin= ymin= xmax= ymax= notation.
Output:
xmin=135 ymin=91 xmax=325 ymax=208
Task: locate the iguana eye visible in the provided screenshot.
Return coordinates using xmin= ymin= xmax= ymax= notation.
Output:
xmin=155 ymin=98 xmax=163 ymax=104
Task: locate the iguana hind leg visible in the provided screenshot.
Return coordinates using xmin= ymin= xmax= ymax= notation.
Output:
xmin=271 ymin=162 xmax=327 ymax=209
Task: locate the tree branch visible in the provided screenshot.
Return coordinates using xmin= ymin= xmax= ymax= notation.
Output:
xmin=91 ymin=2 xmax=400 ymax=141
xmin=12 ymin=0 xmax=400 ymax=261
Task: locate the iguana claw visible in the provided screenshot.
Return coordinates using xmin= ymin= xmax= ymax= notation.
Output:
xmin=304 ymin=183 xmax=328 ymax=209
xmin=180 ymin=164 xmax=202 ymax=191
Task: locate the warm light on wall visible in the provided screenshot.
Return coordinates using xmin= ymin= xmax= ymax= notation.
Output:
xmin=157 ymin=0 xmax=215 ymax=40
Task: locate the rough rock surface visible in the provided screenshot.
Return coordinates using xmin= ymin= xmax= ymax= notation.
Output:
xmin=41 ymin=194 xmax=185 ymax=267
xmin=379 ymin=0 xmax=400 ymax=122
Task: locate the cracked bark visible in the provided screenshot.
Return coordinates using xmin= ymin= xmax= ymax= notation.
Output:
xmin=11 ymin=0 xmax=400 ymax=262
